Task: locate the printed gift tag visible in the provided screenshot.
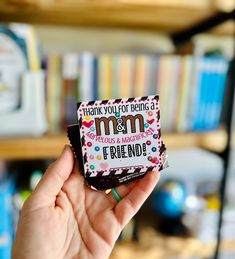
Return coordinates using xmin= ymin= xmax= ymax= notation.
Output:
xmin=68 ymin=95 xmax=167 ymax=191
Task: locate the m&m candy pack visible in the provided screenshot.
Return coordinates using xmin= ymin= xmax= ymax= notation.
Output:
xmin=67 ymin=95 xmax=168 ymax=191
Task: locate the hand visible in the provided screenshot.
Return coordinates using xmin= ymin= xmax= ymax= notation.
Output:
xmin=12 ymin=145 xmax=160 ymax=259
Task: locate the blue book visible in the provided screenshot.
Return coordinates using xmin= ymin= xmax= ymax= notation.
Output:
xmin=80 ymin=52 xmax=97 ymax=101
xmin=147 ymin=55 xmax=159 ymax=96
xmin=198 ymin=58 xmax=211 ymax=130
xmin=93 ymin=56 xmax=98 ymax=100
xmin=206 ymin=58 xmax=221 ymax=130
xmin=0 ymin=177 xmax=16 ymax=259
xmin=202 ymin=57 xmax=217 ymax=130
xmin=192 ymin=57 xmax=210 ymax=131
xmin=209 ymin=58 xmax=228 ymax=129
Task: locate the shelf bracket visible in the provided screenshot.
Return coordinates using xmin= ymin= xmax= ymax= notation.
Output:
xmin=171 ymin=9 xmax=235 ymax=46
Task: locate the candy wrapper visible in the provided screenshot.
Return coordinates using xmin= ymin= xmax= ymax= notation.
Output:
xmin=67 ymin=95 xmax=168 ymax=191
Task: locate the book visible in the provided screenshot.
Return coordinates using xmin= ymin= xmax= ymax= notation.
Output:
xmin=157 ymin=55 xmax=179 ymax=132
xmin=193 ymin=57 xmax=211 ymax=131
xmin=203 ymin=58 xmax=218 ymax=130
xmin=61 ymin=53 xmax=79 ymax=128
xmin=46 ymin=53 xmax=62 ymax=134
xmin=148 ymin=55 xmax=159 ymax=96
xmin=111 ymin=54 xmax=120 ymax=99
xmin=208 ymin=57 xmax=228 ymax=129
xmin=119 ymin=54 xmax=134 ymax=98
xmin=0 ymin=176 xmax=16 ymax=259
xmin=79 ymin=52 xmax=97 ymax=101
xmin=134 ymin=54 xmax=148 ymax=97
xmin=98 ymin=54 xmax=112 ymax=100
xmin=166 ymin=55 xmax=181 ymax=132
xmin=176 ymin=56 xmax=193 ymax=132
xmin=192 ymin=56 xmax=228 ymax=131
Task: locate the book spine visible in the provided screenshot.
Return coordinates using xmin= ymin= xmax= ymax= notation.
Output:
xmin=197 ymin=58 xmax=211 ymax=131
xmin=191 ymin=57 xmax=205 ymax=131
xmin=157 ymin=55 xmax=175 ymax=132
xmin=111 ymin=55 xmax=120 ymax=99
xmin=167 ymin=55 xmax=181 ymax=132
xmin=209 ymin=58 xmax=229 ymax=129
xmin=80 ymin=52 xmax=95 ymax=101
xmin=148 ymin=55 xmax=159 ymax=96
xmin=134 ymin=55 xmax=148 ymax=97
xmin=204 ymin=58 xmax=218 ymax=130
xmin=120 ymin=54 xmax=134 ymax=98
xmin=47 ymin=53 xmax=62 ymax=134
xmin=61 ymin=53 xmax=79 ymax=128
xmin=93 ymin=56 xmax=98 ymax=101
xmin=98 ymin=54 xmax=112 ymax=100
xmin=176 ymin=56 xmax=193 ymax=132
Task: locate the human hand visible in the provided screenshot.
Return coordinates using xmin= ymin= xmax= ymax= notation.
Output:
xmin=12 ymin=145 xmax=160 ymax=259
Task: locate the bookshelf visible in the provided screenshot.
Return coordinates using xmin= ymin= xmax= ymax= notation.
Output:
xmin=0 ymin=3 xmax=234 ymax=259
xmin=0 ymin=0 xmax=234 ymax=35
xmin=0 ymin=130 xmax=227 ymax=160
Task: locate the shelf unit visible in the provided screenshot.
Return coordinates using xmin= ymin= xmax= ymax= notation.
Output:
xmin=0 ymin=0 xmax=234 ymax=35
xmin=0 ymin=130 xmax=227 ymax=160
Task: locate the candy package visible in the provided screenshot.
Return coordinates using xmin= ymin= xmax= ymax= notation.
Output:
xmin=67 ymin=95 xmax=168 ymax=191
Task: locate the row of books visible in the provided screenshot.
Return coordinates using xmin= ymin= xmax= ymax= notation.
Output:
xmin=46 ymin=52 xmax=229 ymax=133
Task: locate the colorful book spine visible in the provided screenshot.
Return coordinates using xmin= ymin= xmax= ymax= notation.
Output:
xmin=46 ymin=53 xmax=62 ymax=134
xmin=166 ymin=55 xmax=181 ymax=132
xmin=175 ymin=56 xmax=193 ymax=132
xmin=193 ymin=57 xmax=211 ymax=131
xmin=98 ymin=54 xmax=112 ymax=100
xmin=111 ymin=55 xmax=120 ymax=99
xmin=203 ymin=58 xmax=218 ymax=130
xmin=208 ymin=57 xmax=228 ymax=129
xmin=148 ymin=55 xmax=159 ymax=96
xmin=61 ymin=53 xmax=79 ymax=128
xmin=134 ymin=55 xmax=148 ymax=97
xmin=80 ymin=52 xmax=96 ymax=101
xmin=0 ymin=177 xmax=15 ymax=259
xmin=157 ymin=55 xmax=177 ymax=132
xmin=119 ymin=54 xmax=134 ymax=98
xmin=189 ymin=56 xmax=202 ymax=131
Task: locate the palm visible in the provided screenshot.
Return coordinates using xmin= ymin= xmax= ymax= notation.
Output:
xmin=60 ymin=170 xmax=120 ymax=259
xmin=12 ymin=146 xmax=160 ymax=259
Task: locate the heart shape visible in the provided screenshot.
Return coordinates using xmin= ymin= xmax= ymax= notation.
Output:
xmin=82 ymin=120 xmax=94 ymax=128
xmin=84 ymin=116 xmax=92 ymax=121
xmin=147 ymin=119 xmax=154 ymax=125
xmin=150 ymin=157 xmax=158 ymax=164
xmin=100 ymin=162 xmax=109 ymax=170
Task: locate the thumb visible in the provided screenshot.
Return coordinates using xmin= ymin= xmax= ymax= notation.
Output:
xmin=33 ymin=145 xmax=74 ymax=201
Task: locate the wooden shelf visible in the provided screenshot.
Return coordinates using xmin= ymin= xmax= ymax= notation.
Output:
xmin=111 ymin=227 xmax=235 ymax=259
xmin=164 ymin=129 xmax=227 ymax=151
xmin=0 ymin=0 xmax=233 ymax=34
xmin=0 ymin=134 xmax=69 ymax=160
xmin=0 ymin=130 xmax=227 ymax=160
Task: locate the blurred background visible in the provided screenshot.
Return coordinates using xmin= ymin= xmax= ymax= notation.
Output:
xmin=0 ymin=0 xmax=234 ymax=258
